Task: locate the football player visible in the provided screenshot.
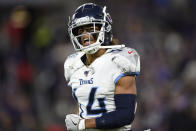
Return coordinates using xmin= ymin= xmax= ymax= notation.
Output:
xmin=64 ymin=3 xmax=140 ymax=131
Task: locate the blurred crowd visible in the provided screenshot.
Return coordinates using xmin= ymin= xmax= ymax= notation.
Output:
xmin=0 ymin=0 xmax=195 ymax=131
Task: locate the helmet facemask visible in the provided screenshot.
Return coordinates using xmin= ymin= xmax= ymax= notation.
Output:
xmin=68 ymin=19 xmax=111 ymax=54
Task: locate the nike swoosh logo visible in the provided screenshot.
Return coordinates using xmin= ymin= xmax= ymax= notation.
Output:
xmin=128 ymin=50 xmax=134 ymax=54
xmin=71 ymin=119 xmax=77 ymax=126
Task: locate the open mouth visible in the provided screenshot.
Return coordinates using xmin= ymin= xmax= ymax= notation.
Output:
xmin=83 ymin=36 xmax=95 ymax=46
xmin=84 ymin=38 xmax=89 ymax=43
xmin=83 ymin=38 xmax=90 ymax=46
xmin=81 ymin=32 xmax=98 ymax=47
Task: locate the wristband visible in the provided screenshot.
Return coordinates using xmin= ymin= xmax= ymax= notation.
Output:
xmin=78 ymin=119 xmax=85 ymax=130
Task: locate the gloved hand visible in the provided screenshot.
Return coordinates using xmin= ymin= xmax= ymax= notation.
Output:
xmin=65 ymin=114 xmax=85 ymax=131
xmin=65 ymin=114 xmax=80 ymax=131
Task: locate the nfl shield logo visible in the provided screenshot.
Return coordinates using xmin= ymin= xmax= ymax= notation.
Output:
xmin=84 ymin=71 xmax=89 ymax=77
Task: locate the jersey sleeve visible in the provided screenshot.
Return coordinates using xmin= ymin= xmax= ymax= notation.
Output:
xmin=111 ymin=47 xmax=140 ymax=84
xmin=64 ymin=53 xmax=79 ymax=82
xmin=64 ymin=56 xmax=73 ymax=82
xmin=64 ymin=52 xmax=85 ymax=84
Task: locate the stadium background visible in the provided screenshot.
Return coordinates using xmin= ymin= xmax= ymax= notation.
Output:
xmin=0 ymin=0 xmax=195 ymax=131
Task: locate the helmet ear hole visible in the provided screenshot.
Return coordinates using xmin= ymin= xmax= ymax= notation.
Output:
xmin=105 ymin=24 xmax=111 ymax=32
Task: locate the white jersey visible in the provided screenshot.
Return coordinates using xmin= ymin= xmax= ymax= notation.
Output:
xmin=64 ymin=47 xmax=140 ymax=131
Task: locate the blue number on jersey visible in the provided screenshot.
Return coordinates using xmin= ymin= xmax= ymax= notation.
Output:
xmin=73 ymin=87 xmax=107 ymax=117
xmin=87 ymin=87 xmax=107 ymax=115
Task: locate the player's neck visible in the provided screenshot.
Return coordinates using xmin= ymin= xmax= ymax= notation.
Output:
xmin=86 ymin=49 xmax=106 ymax=65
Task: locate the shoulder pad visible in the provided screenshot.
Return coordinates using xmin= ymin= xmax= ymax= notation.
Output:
xmin=64 ymin=52 xmax=84 ymax=82
xmin=110 ymin=47 xmax=140 ymax=74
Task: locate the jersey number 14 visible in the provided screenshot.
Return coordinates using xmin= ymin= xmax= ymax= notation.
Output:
xmin=73 ymin=87 xmax=107 ymax=116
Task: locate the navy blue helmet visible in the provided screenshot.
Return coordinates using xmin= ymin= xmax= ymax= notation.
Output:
xmin=68 ymin=3 xmax=114 ymax=54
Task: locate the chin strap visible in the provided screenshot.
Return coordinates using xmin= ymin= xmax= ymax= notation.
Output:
xmin=100 ymin=44 xmax=125 ymax=49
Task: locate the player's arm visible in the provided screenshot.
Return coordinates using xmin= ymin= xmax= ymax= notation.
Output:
xmin=84 ymin=76 xmax=137 ymax=129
